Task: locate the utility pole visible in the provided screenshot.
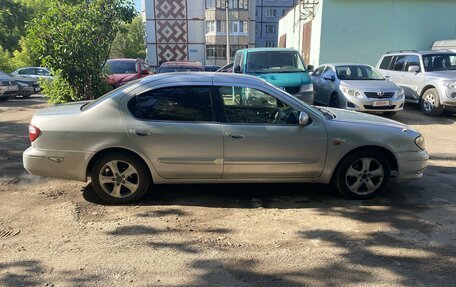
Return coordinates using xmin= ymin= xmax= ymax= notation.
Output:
xmin=225 ymin=0 xmax=230 ymax=64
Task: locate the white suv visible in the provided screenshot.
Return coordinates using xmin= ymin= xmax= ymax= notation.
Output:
xmin=376 ymin=50 xmax=456 ymax=116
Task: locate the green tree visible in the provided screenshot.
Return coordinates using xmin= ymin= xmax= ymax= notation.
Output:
xmin=110 ymin=16 xmax=146 ymax=59
xmin=28 ymin=0 xmax=136 ymax=103
xmin=0 ymin=46 xmax=13 ymax=72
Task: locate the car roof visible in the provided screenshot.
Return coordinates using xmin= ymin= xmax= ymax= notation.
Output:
xmin=137 ymin=72 xmax=268 ymax=86
xmin=238 ymin=48 xmax=299 ymax=53
xmin=160 ymin=61 xmax=203 ymax=68
xmin=383 ymin=50 xmax=456 ymax=56
xmin=322 ymin=63 xmax=374 ymax=67
xmin=107 ymin=58 xmax=139 ymax=62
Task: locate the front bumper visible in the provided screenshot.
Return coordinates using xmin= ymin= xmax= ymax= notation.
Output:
xmin=395 ymin=150 xmax=429 ymax=181
xmin=346 ymin=96 xmax=405 ymax=112
xmin=293 ymin=91 xmax=314 ymax=105
xmin=23 ymin=146 xmax=94 ymax=182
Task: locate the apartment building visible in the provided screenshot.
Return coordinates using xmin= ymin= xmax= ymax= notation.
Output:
xmin=255 ymin=0 xmax=297 ymax=48
xmin=142 ymin=0 xmax=256 ymax=66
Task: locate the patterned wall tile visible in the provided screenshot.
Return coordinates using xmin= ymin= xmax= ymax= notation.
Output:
xmin=156 ymin=20 xmax=187 ymax=43
xmin=158 ymin=44 xmax=188 ymax=62
xmin=155 ymin=0 xmax=186 ymax=19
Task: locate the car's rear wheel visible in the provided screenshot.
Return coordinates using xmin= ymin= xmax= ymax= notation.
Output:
xmin=421 ymin=88 xmax=444 ymax=116
xmin=334 ymin=150 xmax=391 ymax=199
xmin=91 ymin=153 xmax=150 ymax=204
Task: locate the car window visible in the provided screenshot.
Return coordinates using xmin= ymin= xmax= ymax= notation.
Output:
xmin=36 ymin=68 xmax=50 ymax=76
xmin=321 ymin=66 xmax=334 ymax=78
xmin=392 ymin=55 xmax=407 ymax=71
xmin=335 ymin=65 xmax=384 ymax=80
xmin=128 ymin=86 xmax=214 ymax=122
xmin=404 ymin=55 xmax=420 ymax=71
xmin=423 ymin=53 xmax=456 ymax=72
xmin=218 ymin=86 xmax=300 ymax=125
xmin=18 ymin=68 xmax=34 ymax=75
xmin=312 ymin=66 xmax=325 ymax=77
xmin=379 ymin=56 xmax=393 ymax=70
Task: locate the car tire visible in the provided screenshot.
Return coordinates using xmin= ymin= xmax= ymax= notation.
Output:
xmin=420 ymin=88 xmax=444 ymax=116
xmin=329 ymin=94 xmax=340 ymax=108
xmin=91 ymin=152 xmax=151 ymax=204
xmin=334 ymin=150 xmax=391 ymax=200
xmin=382 ymin=111 xmax=397 ymax=117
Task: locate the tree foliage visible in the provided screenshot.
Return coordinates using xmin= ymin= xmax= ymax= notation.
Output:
xmin=28 ymin=0 xmax=136 ymax=103
xmin=110 ymin=16 xmax=146 ymax=59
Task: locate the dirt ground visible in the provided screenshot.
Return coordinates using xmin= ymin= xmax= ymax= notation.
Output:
xmin=1 ymin=96 xmax=455 ymax=287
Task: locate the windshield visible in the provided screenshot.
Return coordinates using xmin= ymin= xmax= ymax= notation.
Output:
xmin=81 ymin=80 xmax=139 ymax=111
xmin=246 ymin=51 xmax=306 ymax=73
xmin=336 ymin=65 xmax=384 ymax=80
xmin=423 ymin=54 xmax=456 ymax=72
xmin=158 ymin=67 xmax=203 ymax=73
xmin=106 ymin=60 xmax=138 ymax=74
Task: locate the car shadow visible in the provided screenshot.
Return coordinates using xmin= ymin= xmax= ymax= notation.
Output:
xmin=393 ymin=104 xmax=456 ymax=125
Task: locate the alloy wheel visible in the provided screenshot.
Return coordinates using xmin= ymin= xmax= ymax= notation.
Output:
xmin=423 ymin=93 xmax=436 ymax=112
xmin=98 ymin=160 xmax=140 ymax=198
xmin=345 ymin=157 xmax=384 ymax=195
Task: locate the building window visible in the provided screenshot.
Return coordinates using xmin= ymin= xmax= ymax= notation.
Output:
xmin=216 ymin=20 xmax=226 ymax=32
xmin=206 ymin=0 xmax=216 ymax=8
xmin=229 ymin=0 xmax=238 ymax=9
xmin=206 ymin=21 xmax=216 ymax=33
xmin=206 ymin=45 xmax=247 ymax=59
xmin=239 ymin=0 xmax=248 ymax=9
xmin=265 ymin=24 xmax=276 ymax=33
xmin=265 ymin=40 xmax=275 ymax=47
xmin=265 ymin=8 xmax=276 ymax=17
xmin=230 ymin=21 xmax=247 ymax=33
xmin=216 ymin=0 xmax=226 ymax=9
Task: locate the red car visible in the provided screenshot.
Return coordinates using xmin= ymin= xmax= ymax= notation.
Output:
xmin=105 ymin=58 xmax=151 ymax=88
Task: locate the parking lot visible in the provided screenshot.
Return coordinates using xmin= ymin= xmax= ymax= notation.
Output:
xmin=1 ymin=96 xmax=455 ymax=286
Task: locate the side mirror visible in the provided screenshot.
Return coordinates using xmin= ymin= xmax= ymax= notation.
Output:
xmin=233 ymin=65 xmax=241 ymax=73
xmin=307 ymin=65 xmax=314 ymax=72
xmin=299 ymin=111 xmax=310 ymax=126
xmin=323 ymin=75 xmax=335 ymax=81
xmin=408 ymin=65 xmax=420 ymax=73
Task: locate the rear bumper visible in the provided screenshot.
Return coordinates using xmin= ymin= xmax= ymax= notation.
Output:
xmin=395 ymin=150 xmax=429 ymax=181
xmin=23 ymin=146 xmax=94 ymax=182
xmin=293 ymin=91 xmax=314 ymax=105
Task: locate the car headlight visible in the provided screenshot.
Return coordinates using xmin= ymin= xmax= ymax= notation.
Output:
xmin=340 ymin=86 xmax=363 ymax=98
xmin=415 ymin=135 xmax=425 ymax=150
xmin=299 ymin=83 xmax=313 ymax=93
xmin=442 ymin=80 xmax=456 ymax=89
xmin=397 ymin=87 xmax=405 ymax=97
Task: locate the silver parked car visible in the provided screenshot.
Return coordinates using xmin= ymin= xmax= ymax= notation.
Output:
xmin=23 ymin=73 xmax=428 ymax=203
xmin=377 ymin=50 xmax=456 ymax=116
xmin=312 ymin=64 xmax=405 ymax=116
xmin=11 ymin=67 xmax=53 ymax=81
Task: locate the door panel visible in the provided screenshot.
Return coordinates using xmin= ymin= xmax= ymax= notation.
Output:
xmin=215 ymin=85 xmax=327 ymax=179
xmin=223 ymin=123 xmax=327 ymax=178
xmin=122 ymin=85 xmax=223 ymax=179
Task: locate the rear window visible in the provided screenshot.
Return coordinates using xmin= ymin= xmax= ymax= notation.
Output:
xmin=106 ymin=60 xmax=138 ymax=74
xmin=128 ymin=86 xmax=214 ymax=122
xmin=158 ymin=67 xmax=203 ymax=73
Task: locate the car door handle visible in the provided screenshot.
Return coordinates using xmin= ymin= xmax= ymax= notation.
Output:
xmin=226 ymin=132 xmax=246 ymax=139
xmin=130 ymin=129 xmax=151 ymax=136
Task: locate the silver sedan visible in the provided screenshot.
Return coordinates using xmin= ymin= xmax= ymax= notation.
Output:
xmin=312 ymin=64 xmax=405 ymax=116
xmin=23 ymin=73 xmax=428 ymax=203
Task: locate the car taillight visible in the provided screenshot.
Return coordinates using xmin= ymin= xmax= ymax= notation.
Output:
xmin=29 ymin=124 xmax=41 ymax=142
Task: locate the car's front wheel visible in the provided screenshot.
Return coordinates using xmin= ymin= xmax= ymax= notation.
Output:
xmin=334 ymin=150 xmax=391 ymax=199
xmin=421 ymin=88 xmax=444 ymax=116
xmin=91 ymin=152 xmax=151 ymax=204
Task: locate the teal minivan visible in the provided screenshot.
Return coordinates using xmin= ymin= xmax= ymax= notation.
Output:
xmin=232 ymin=48 xmax=314 ymax=104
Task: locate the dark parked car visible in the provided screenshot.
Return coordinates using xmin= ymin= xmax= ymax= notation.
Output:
xmin=105 ymin=58 xmax=151 ymax=88
xmin=216 ymin=63 xmax=233 ymax=73
xmin=0 ymin=73 xmax=19 ymax=101
xmin=157 ymin=61 xmax=204 ymax=73
xmin=204 ymin=65 xmax=221 ymax=72
xmin=0 ymin=71 xmax=40 ymax=98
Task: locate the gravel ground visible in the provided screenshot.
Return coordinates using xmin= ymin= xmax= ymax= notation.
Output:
xmin=1 ymin=96 xmax=455 ymax=287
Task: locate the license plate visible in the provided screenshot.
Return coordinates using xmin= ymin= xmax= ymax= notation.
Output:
xmin=373 ymin=100 xmax=390 ymax=107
